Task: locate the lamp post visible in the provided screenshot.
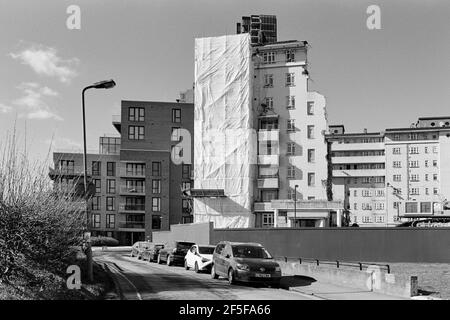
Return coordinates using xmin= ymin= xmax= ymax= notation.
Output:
xmin=82 ymin=79 xmax=116 ymax=282
xmin=387 ymin=182 xmax=402 ymax=225
xmin=293 ymin=185 xmax=299 ymax=227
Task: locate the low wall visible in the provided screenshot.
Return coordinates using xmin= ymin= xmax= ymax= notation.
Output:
xmin=152 ymin=222 xmax=213 ymax=245
xmin=278 ymin=260 xmax=418 ymax=298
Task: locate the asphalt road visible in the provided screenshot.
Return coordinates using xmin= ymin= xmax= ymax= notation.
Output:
xmin=94 ymin=249 xmax=317 ymax=300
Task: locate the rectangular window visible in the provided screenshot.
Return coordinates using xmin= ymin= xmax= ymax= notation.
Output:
xmin=128 ymin=107 xmax=144 ymax=122
xmin=264 ymin=74 xmax=273 ymax=87
xmin=424 ymin=147 xmax=428 ymax=154
xmin=106 ymin=197 xmax=115 ymax=211
xmin=425 ymin=188 xmax=429 ymax=195
xmin=433 ymin=174 xmax=438 ymax=181
xmin=405 ymin=202 xmax=418 ymax=213
xmin=393 ymin=175 xmax=401 ymax=182
xmin=172 ymin=108 xmax=181 ymax=123
xmin=307 ymin=149 xmax=315 ymax=163
xmin=152 ymin=179 xmax=161 ymax=193
xmin=126 ymin=163 xmax=145 ymax=176
xmin=354 ymin=203 xmax=357 ymax=210
xmin=152 ymin=161 xmax=161 ymax=176
xmin=286 ymin=96 xmax=295 ymax=109
xmin=287 ymin=188 xmax=296 ymax=200
xmin=409 ymin=160 xmax=419 ymax=168
xmin=425 ymin=160 xmax=429 ymax=167
xmin=182 ymin=164 xmax=191 ymax=179
xmin=107 ymin=162 xmax=116 ymax=176
xmin=375 ymin=216 xmax=385 ymax=223
xmin=182 ymin=199 xmax=190 ymax=213
xmin=182 ymin=216 xmax=193 ymax=224
xmin=376 ymin=189 xmax=385 ymax=197
xmin=152 ymin=197 xmax=161 ymax=212
xmin=433 ymin=160 xmax=438 ymax=167
xmin=409 ymin=146 xmax=419 ymax=154
xmin=262 ymin=213 xmax=274 ymax=227
xmin=362 ymin=216 xmax=371 ymax=223
xmin=152 ymin=215 xmax=161 ymax=229
xmin=409 ymin=133 xmax=418 ymax=140
xmin=128 ymin=126 xmax=144 ymax=140
xmin=287 ymin=119 xmax=295 ymax=132
xmin=393 ymin=161 xmax=402 ymax=168
xmin=420 ymin=202 xmax=431 ymax=213
xmin=308 ymin=173 xmax=315 ymax=187
xmin=182 ymin=181 xmax=191 ymax=190
xmin=393 ymin=134 xmax=401 ymax=141
xmin=307 ymin=125 xmax=315 ymax=139
xmin=92 ymin=161 xmax=101 ymax=176
xmin=106 ymin=214 xmax=115 ymax=229
xmin=307 ymin=101 xmax=314 ymax=115
xmin=410 ymin=188 xmax=420 ymax=195
xmin=287 ymin=165 xmax=295 ymax=179
xmin=433 ymin=146 xmax=438 ymax=153
xmin=354 ymin=190 xmax=357 ymax=197
xmin=106 ymin=179 xmax=116 ymax=194
xmin=392 ymin=147 xmax=401 ymax=155
xmin=125 ymin=179 xmax=144 ymax=193
xmin=91 ymin=196 xmax=101 ymax=211
xmin=286 ymin=73 xmax=295 ymax=86
xmin=59 ymin=160 xmax=74 ymax=174
xmin=263 ymin=51 xmax=275 ymax=64
xmin=286 ymin=50 xmax=295 ymax=62
xmin=265 ymin=97 xmax=273 ymax=109
xmin=434 ymin=188 xmax=439 ymax=195
xmin=94 ymin=179 xmax=101 ymax=194
xmin=92 ymin=214 xmax=100 ymax=228
xmin=410 ymin=174 xmax=419 ymax=182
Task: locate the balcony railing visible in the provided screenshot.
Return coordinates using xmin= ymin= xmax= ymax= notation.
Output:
xmin=257 ymin=177 xmax=279 ymax=189
xmin=119 ymin=185 xmax=145 ymax=194
xmin=118 ymin=221 xmax=145 ymax=229
xmin=119 ymin=168 xmax=145 ymax=177
xmin=119 ymin=203 xmax=145 ymax=212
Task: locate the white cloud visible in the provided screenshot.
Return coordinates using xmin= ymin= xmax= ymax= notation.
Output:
xmin=13 ymin=82 xmax=63 ymax=121
xmin=0 ymin=103 xmax=13 ymax=113
xmin=45 ymin=137 xmax=83 ymax=151
xmin=10 ymin=44 xmax=79 ymax=83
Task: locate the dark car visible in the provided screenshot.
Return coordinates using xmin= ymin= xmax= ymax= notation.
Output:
xmin=141 ymin=243 xmax=165 ymax=262
xmin=157 ymin=241 xmax=195 ymax=266
xmin=130 ymin=241 xmax=152 ymax=259
xmin=210 ymin=241 xmax=281 ymax=287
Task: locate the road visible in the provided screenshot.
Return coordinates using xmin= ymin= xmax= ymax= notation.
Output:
xmin=94 ymin=249 xmax=317 ymax=300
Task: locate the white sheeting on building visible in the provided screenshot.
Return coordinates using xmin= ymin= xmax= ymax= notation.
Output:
xmin=193 ymin=34 xmax=256 ymax=228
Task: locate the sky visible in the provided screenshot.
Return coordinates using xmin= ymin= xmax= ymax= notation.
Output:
xmin=0 ymin=0 xmax=449 ymax=164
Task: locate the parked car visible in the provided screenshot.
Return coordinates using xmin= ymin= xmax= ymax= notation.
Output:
xmin=210 ymin=241 xmax=281 ymax=287
xmin=157 ymin=241 xmax=195 ymax=266
xmin=184 ymin=244 xmax=215 ymax=272
xmin=141 ymin=243 xmax=165 ymax=262
xmin=130 ymin=241 xmax=152 ymax=259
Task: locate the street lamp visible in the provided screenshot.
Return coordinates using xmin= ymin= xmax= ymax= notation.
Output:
xmin=82 ymin=79 xmax=116 ymax=282
xmin=293 ymin=185 xmax=299 ymax=227
xmin=387 ymin=182 xmax=403 ymax=224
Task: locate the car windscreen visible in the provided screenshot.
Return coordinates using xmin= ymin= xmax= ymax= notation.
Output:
xmin=198 ymin=246 xmax=215 ymax=254
xmin=177 ymin=242 xmax=194 ymax=250
xmin=231 ymin=245 xmax=272 ymax=259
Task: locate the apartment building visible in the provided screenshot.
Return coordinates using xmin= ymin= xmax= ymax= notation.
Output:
xmin=236 ymin=14 xmax=277 ymax=45
xmin=51 ymin=100 xmax=194 ymax=245
xmin=326 ymin=117 xmax=450 ymax=226
xmin=192 ymin=32 xmax=343 ymax=229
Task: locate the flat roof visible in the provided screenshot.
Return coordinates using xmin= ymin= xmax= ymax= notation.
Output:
xmin=121 ymin=100 xmax=193 ymax=106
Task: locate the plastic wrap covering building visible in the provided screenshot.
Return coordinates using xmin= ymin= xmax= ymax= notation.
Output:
xmin=193 ymin=34 xmax=257 ymax=228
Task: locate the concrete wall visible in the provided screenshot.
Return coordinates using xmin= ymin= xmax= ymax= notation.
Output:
xmin=152 ymin=222 xmax=213 ymax=245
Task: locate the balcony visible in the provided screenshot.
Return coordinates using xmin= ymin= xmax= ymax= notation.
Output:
xmin=118 ymin=221 xmax=145 ymax=231
xmin=118 ymin=203 xmax=145 ymax=213
xmin=254 ymin=202 xmax=273 ymax=212
xmin=257 ymin=177 xmax=279 ymax=189
xmin=258 ymin=130 xmax=279 ymax=142
xmin=331 ymin=156 xmax=385 ymax=164
xmin=119 ymin=185 xmax=145 ymax=195
xmin=258 ymin=154 xmax=279 ymax=166
xmin=332 ymin=169 xmax=385 ymax=177
xmin=119 ymin=168 xmax=146 ymax=178
xmin=331 ymin=142 xmax=384 ymax=152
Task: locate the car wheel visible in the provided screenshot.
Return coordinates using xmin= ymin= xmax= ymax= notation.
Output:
xmin=211 ymin=264 xmax=219 ymax=279
xmin=194 ymin=262 xmax=200 ymax=273
xmin=184 ymin=260 xmax=189 ymax=270
xmin=167 ymin=255 xmax=172 ymax=266
xmin=228 ymin=268 xmax=235 ymax=285
xmin=157 ymin=254 xmax=161 ymax=264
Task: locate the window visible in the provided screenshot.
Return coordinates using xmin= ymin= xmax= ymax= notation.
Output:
xmin=307 ymin=101 xmax=314 ymax=115
xmin=425 ymin=188 xmax=429 ymax=195
xmin=286 ymin=96 xmax=295 ymax=109
xmin=408 ymin=133 xmax=418 ymax=140
xmin=91 ymin=196 xmax=100 ymax=211
xmin=393 ymin=174 xmax=401 ymax=182
xmin=128 ymin=126 xmax=144 ymax=140
xmin=286 ymin=73 xmax=295 ymax=86
xmin=152 ymin=215 xmax=161 ymax=229
xmin=420 ymin=202 xmax=431 ymax=213
xmin=286 ymin=50 xmax=295 ymax=62
xmin=424 ymin=147 xmax=428 ymax=154
xmin=433 ymin=160 xmax=438 ymax=167
xmin=264 ymin=74 xmax=273 ymax=87
xmin=287 ymin=188 xmax=296 ymax=200
xmin=362 ymin=216 xmax=371 ymax=223
xmin=353 ymin=203 xmax=357 ymax=210
xmin=433 ymin=174 xmax=438 ymax=181
xmin=152 ymin=197 xmax=161 ymax=211
xmin=263 ymin=51 xmax=275 ymax=64
xmin=354 ymin=190 xmax=357 ymax=197
xmin=376 ymin=189 xmax=385 ymax=197
xmin=393 ymin=134 xmax=401 ymax=141
xmin=182 ymin=164 xmax=191 ymax=179
xmin=393 ymin=202 xmax=400 ymax=209
xmin=106 ymin=214 xmax=115 ymax=229
xmin=92 ymin=161 xmax=101 ymax=176
xmin=107 ymin=162 xmax=116 ymax=176
xmin=410 ymin=188 xmax=420 ymax=195
xmin=152 ymin=179 xmax=161 ymax=193
xmin=287 ymin=166 xmax=295 ymax=179
xmin=362 ymin=203 xmax=372 ymax=210
xmin=152 ymin=161 xmax=161 ymax=176
xmin=106 ymin=179 xmax=116 ymax=194
xmin=171 ymin=127 xmax=181 ymax=142
xmin=125 ymin=197 xmax=144 ymax=211
xmin=182 ymin=199 xmax=190 ymax=213
xmin=287 ymin=119 xmax=295 ymax=132
xmin=94 ymin=179 xmax=101 ymax=194
xmin=410 ymin=174 xmax=419 ymax=182
xmin=405 ymin=202 xmax=418 ymax=213
xmin=125 ymin=179 xmax=144 ymax=193
xmin=425 ymin=160 xmax=429 ymax=167
xmin=106 ymin=197 xmax=115 ymax=211
xmin=307 ymin=149 xmax=315 ymax=163
xmin=433 ymin=188 xmax=438 ymax=195
xmin=409 ymin=160 xmax=419 ymax=168
xmin=392 ymin=148 xmax=401 ymax=155
xmin=262 ymin=213 xmax=274 ymax=227
xmin=307 ymin=173 xmax=315 ymax=187
xmin=182 ymin=181 xmax=191 ymax=190
xmin=92 ymin=214 xmax=100 ymax=228
xmin=128 ymin=107 xmax=144 ymax=121
xmin=375 ymin=216 xmax=385 ymax=223
xmin=265 ymin=97 xmax=273 ymax=109
xmin=59 ymin=160 xmax=74 ymax=174
xmin=307 ymin=125 xmax=315 ymax=139
xmin=433 ymin=146 xmax=437 ymax=153
xmin=126 ymin=163 xmax=145 ymax=176
xmin=425 ymin=174 xmax=429 ymax=181
xmin=182 ymin=216 xmax=193 ymax=224
xmin=172 ymin=108 xmax=181 ymax=123
xmin=362 ymin=190 xmax=371 ymax=197
xmin=393 ymin=161 xmax=401 ymax=168
xmin=409 ymin=146 xmax=419 ymax=154
xmin=286 ymin=143 xmax=295 ymax=155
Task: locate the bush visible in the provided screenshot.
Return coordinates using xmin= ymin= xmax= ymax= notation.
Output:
xmin=90 ymin=236 xmax=119 ymax=247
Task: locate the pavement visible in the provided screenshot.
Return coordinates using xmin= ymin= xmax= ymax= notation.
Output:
xmin=93 ymin=248 xmax=407 ymax=300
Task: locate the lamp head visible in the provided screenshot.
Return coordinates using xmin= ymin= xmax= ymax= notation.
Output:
xmin=92 ymin=79 xmax=116 ymax=89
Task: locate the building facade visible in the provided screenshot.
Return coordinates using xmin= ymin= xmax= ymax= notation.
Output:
xmin=236 ymin=14 xmax=277 ymax=45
